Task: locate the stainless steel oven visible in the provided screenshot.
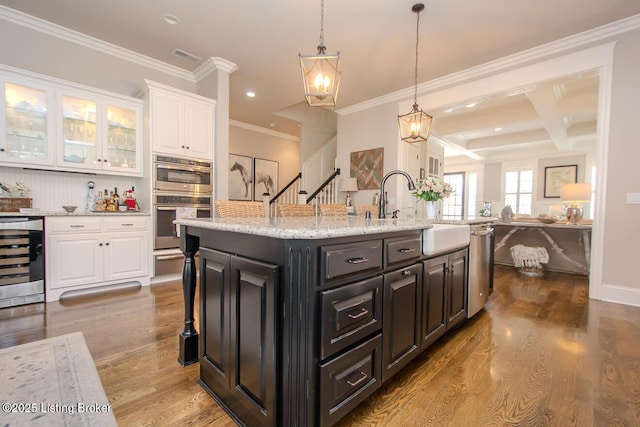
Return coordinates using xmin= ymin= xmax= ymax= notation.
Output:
xmin=0 ymin=217 xmax=44 ymax=308
xmin=153 ymin=155 xmax=213 ymax=193
xmin=154 ymin=193 xmax=212 ymax=250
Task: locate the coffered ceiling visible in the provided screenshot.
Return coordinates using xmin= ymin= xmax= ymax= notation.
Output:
xmin=1 ymin=1 xmax=639 ymax=161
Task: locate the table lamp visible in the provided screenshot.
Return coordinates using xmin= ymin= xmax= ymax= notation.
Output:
xmin=560 ymin=183 xmax=591 ymax=224
xmin=339 ymin=177 xmax=359 ymax=207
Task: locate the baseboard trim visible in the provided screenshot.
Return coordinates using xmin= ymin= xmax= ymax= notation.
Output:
xmin=600 ymin=283 xmax=640 ymax=308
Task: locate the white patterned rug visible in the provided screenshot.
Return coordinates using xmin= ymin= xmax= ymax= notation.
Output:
xmin=0 ymin=332 xmax=117 ymax=426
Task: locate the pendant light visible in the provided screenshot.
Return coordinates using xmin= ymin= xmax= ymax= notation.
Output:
xmin=299 ymin=0 xmax=341 ymax=107
xmin=398 ymin=3 xmax=433 ymax=143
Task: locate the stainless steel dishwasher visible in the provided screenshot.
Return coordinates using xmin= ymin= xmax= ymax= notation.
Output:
xmin=468 ymin=223 xmax=494 ymax=317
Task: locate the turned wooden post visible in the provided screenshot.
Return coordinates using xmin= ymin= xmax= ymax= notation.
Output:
xmin=178 ymin=226 xmax=199 ymax=366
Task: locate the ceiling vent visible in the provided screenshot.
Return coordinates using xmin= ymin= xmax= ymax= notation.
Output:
xmin=172 ymin=49 xmax=202 ymax=63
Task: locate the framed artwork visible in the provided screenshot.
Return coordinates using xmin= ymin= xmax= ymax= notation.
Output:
xmin=544 ymin=164 xmax=577 ymax=198
xmin=229 ymin=154 xmax=253 ymax=200
xmin=350 ymin=148 xmax=384 ymax=189
xmin=253 ymin=158 xmax=278 ymax=200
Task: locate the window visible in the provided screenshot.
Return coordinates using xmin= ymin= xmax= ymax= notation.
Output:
xmin=443 ymin=172 xmax=464 ymax=220
xmin=504 ymin=168 xmax=532 ymax=215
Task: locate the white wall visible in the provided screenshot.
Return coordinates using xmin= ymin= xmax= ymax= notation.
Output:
xmin=229 ymin=124 xmax=300 ymax=198
xmin=601 ymin=27 xmax=640 ymax=301
xmin=336 ymin=103 xmax=401 ymax=209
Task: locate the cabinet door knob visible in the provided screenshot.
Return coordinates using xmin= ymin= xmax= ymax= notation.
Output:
xmin=99 ymin=243 xmax=103 ymax=246
xmin=0 ymin=148 xmax=5 ymax=152
xmin=105 ymin=242 xmax=110 ymax=246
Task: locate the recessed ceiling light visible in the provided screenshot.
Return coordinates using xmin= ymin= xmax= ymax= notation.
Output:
xmin=269 ymin=123 xmax=276 ymax=127
xmin=466 ymin=103 xmax=477 ymax=108
xmin=163 ymin=14 xmax=179 ymax=25
xmin=246 ymin=91 xmax=256 ymax=98
xmin=494 ymin=127 xmax=503 ymax=131
xmin=443 ymin=108 xmax=453 ymax=113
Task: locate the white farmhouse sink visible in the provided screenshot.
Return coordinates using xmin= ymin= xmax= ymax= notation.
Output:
xmin=423 ymin=224 xmax=470 ymax=256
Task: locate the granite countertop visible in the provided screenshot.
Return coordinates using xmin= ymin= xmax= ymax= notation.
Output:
xmin=175 ymin=216 xmax=433 ymax=240
xmin=0 ymin=210 xmax=150 ymax=217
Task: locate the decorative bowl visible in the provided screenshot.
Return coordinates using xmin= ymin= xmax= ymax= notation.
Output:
xmin=537 ymin=215 xmax=558 ymax=224
xmin=62 ymin=205 xmax=77 ymax=214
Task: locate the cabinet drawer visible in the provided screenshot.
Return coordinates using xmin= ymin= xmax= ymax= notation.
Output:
xmin=385 ymin=236 xmax=421 ymax=266
xmin=318 ymin=334 xmax=382 ymax=427
xmin=47 ymin=217 xmax=102 ymax=233
xmin=321 ymin=240 xmax=382 ymax=282
xmin=319 ymin=275 xmax=382 ymax=359
xmin=104 ymin=216 xmax=148 ymax=231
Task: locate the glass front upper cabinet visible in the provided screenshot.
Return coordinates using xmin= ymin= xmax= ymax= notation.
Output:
xmin=57 ymin=92 xmax=141 ymax=175
xmin=106 ymin=104 xmax=138 ymax=171
xmin=1 ymin=80 xmax=54 ymax=165
xmin=60 ymin=95 xmax=98 ymax=167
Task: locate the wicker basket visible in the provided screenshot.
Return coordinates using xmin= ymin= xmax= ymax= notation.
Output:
xmin=0 ymin=197 xmax=33 ymax=212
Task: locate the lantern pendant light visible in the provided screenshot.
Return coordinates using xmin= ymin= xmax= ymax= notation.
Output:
xmin=299 ymin=0 xmax=341 ymax=107
xmin=398 ymin=3 xmax=433 ymax=143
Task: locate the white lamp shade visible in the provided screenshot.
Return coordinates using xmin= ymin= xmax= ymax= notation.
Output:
xmin=339 ymin=177 xmax=359 ymax=192
xmin=560 ymin=183 xmax=591 ymax=202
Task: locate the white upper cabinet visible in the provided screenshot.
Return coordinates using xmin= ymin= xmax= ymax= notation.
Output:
xmin=0 ymin=75 xmax=55 ymax=166
xmin=147 ymin=80 xmax=215 ymax=160
xmin=57 ymin=89 xmax=142 ymax=175
xmin=0 ymin=65 xmax=143 ymax=176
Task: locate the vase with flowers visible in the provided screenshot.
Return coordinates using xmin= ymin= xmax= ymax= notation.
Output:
xmin=412 ymin=176 xmax=454 ymax=220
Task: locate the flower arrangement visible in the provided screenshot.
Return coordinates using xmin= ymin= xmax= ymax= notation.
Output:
xmin=412 ymin=176 xmax=454 ymax=202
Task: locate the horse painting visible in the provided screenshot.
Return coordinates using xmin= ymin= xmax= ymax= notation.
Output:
xmin=255 ymin=172 xmax=275 ymax=196
xmin=230 ymin=161 xmax=252 ymax=198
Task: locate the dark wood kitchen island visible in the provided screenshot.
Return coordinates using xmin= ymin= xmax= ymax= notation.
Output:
xmin=175 ymin=216 xmax=470 ymax=427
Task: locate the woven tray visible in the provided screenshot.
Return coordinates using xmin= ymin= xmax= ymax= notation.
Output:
xmin=0 ymin=197 xmax=33 ymax=212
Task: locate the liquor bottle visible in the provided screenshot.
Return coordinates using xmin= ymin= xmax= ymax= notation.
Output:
xmin=113 ymin=187 xmax=120 ymax=204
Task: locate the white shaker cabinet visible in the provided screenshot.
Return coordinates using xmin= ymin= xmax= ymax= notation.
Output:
xmin=146 ymin=79 xmax=215 ymax=160
xmin=45 ymin=215 xmax=150 ymax=302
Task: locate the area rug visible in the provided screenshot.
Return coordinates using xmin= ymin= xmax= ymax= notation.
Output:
xmin=0 ymin=331 xmax=117 ymax=426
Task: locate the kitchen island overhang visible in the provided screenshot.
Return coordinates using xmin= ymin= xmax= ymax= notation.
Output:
xmin=175 ymin=216 xmax=480 ymax=427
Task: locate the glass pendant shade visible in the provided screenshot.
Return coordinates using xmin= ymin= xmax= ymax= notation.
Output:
xmin=299 ymin=48 xmax=341 ymax=107
xmin=399 ymin=103 xmax=433 ymax=143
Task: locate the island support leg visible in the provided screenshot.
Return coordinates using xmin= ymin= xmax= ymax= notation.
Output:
xmin=178 ymin=229 xmax=199 ymax=366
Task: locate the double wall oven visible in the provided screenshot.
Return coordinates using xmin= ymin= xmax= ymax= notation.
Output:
xmin=153 ymin=155 xmax=212 ymax=276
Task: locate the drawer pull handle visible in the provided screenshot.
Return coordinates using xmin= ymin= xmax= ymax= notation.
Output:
xmin=70 ymin=225 xmax=85 ymax=228
xmin=346 ymin=257 xmax=369 ymax=264
xmin=347 ymin=308 xmax=369 ymax=319
xmin=398 ymin=248 xmax=415 ymax=253
xmin=121 ymin=223 xmax=134 ymax=226
xmin=346 ymin=371 xmax=368 ymax=387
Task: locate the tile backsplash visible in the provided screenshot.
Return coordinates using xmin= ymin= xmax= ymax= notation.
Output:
xmin=0 ymin=166 xmax=141 ymax=212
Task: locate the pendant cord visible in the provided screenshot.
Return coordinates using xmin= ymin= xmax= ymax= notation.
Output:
xmin=413 ymin=8 xmax=420 ymax=105
xmin=319 ymin=0 xmax=325 ymax=46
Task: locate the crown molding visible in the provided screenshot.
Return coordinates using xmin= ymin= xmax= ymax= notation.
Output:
xmin=336 ymin=13 xmax=640 ymax=117
xmin=230 ymin=120 xmax=300 ymax=142
xmin=193 ymin=57 xmax=239 ymax=82
xmin=0 ymin=5 xmax=196 ymax=83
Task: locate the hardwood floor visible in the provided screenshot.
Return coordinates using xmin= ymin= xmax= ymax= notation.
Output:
xmin=1 ymin=265 xmax=639 ymax=426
